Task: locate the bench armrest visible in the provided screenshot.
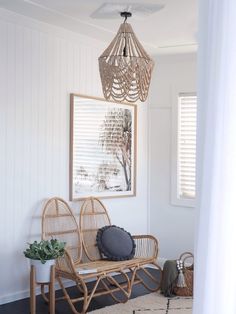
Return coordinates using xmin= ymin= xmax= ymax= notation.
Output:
xmin=132 ymin=235 xmax=158 ymax=259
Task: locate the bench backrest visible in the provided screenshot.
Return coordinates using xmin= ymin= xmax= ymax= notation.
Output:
xmin=42 ymin=197 xmax=82 ymax=264
xmin=80 ymin=197 xmax=111 ymax=261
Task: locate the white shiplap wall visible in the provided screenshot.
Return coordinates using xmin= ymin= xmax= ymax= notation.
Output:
xmin=0 ymin=9 xmax=148 ymax=304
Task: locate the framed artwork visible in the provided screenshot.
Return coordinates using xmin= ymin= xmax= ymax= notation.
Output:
xmin=70 ymin=94 xmax=137 ymax=200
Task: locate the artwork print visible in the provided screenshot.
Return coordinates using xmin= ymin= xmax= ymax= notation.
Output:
xmin=70 ymin=94 xmax=137 ymax=200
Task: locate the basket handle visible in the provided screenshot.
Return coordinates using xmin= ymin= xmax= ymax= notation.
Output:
xmin=179 ymin=252 xmax=194 ymax=268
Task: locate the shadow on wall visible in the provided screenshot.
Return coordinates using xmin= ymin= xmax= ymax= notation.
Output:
xmin=28 ymin=199 xmax=47 ymax=242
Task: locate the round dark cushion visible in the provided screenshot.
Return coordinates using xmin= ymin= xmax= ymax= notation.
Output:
xmin=96 ymin=225 xmax=136 ymax=261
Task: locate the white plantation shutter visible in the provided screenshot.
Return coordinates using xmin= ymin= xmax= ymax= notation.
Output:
xmin=178 ymin=93 xmax=197 ymax=199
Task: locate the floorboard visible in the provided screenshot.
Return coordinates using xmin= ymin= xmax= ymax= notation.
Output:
xmin=0 ymin=269 xmax=161 ymax=314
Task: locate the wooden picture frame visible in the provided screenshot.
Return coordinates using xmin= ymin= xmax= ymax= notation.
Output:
xmin=70 ymin=94 xmax=137 ymax=200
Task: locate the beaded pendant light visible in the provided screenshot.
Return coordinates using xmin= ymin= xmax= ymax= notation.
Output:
xmin=98 ymin=12 xmax=154 ymax=103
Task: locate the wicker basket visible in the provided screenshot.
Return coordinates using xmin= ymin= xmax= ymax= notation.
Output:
xmin=173 ymin=252 xmax=194 ymax=297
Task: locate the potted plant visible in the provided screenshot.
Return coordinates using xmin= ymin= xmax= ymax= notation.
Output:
xmin=24 ymin=239 xmax=66 ymax=283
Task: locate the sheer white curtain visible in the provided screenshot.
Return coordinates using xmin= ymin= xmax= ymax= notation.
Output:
xmin=194 ymin=1 xmax=236 ymax=313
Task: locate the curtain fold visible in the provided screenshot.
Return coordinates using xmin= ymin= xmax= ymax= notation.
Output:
xmin=194 ymin=1 xmax=236 ymax=313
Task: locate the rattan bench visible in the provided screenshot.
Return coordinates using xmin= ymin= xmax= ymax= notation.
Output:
xmin=42 ymin=197 xmax=162 ymax=314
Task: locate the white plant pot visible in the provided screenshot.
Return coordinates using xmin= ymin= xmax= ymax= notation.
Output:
xmin=30 ymin=259 xmax=55 ymax=283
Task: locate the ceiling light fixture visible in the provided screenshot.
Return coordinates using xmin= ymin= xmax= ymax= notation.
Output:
xmin=98 ymin=11 xmax=154 ymax=103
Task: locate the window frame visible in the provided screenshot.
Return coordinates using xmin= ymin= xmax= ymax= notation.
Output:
xmin=171 ymin=90 xmax=197 ymax=208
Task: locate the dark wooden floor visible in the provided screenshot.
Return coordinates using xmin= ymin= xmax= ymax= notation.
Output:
xmin=0 ymin=269 xmax=161 ymax=314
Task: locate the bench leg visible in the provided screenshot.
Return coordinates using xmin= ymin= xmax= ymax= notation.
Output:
xmin=134 ymin=263 xmax=162 ymax=292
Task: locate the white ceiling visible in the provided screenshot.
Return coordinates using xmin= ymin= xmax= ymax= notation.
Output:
xmin=0 ymin=0 xmax=198 ymax=54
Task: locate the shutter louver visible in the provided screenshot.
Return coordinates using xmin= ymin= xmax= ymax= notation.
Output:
xmin=178 ymin=93 xmax=197 ymax=199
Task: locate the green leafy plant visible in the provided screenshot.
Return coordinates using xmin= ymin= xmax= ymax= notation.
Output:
xmin=23 ymin=239 xmax=66 ymax=264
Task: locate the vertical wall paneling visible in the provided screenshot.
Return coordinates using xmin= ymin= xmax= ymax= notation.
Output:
xmin=0 ymin=9 xmax=148 ymax=303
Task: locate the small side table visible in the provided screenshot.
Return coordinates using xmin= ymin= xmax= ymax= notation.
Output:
xmin=30 ymin=265 xmax=55 ymax=314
